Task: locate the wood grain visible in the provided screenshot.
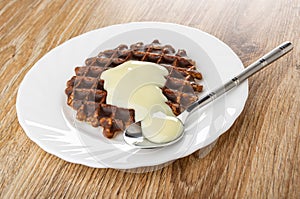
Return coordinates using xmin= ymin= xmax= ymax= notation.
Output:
xmin=1 ymin=0 xmax=299 ymax=198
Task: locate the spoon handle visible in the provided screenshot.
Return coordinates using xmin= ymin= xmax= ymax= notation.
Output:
xmin=186 ymin=41 xmax=293 ymax=113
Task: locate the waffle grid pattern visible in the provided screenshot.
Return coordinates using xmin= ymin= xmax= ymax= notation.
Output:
xmin=65 ymin=40 xmax=203 ymax=138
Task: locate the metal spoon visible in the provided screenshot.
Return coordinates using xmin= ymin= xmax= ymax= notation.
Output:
xmin=123 ymin=41 xmax=293 ymax=149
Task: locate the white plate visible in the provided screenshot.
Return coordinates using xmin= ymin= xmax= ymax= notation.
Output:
xmin=16 ymin=22 xmax=248 ymax=169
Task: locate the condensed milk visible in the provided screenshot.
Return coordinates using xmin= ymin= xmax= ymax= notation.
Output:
xmin=101 ymin=61 xmax=183 ymax=143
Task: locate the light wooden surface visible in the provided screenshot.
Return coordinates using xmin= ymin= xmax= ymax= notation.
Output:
xmin=1 ymin=0 xmax=299 ymax=198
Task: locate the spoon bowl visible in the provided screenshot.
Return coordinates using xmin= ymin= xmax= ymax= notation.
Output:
xmin=124 ymin=122 xmax=185 ymax=149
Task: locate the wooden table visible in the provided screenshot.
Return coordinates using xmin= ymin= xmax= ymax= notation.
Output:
xmin=1 ymin=0 xmax=299 ymax=198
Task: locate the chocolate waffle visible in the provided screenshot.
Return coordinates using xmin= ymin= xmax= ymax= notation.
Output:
xmin=65 ymin=40 xmax=203 ymax=138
